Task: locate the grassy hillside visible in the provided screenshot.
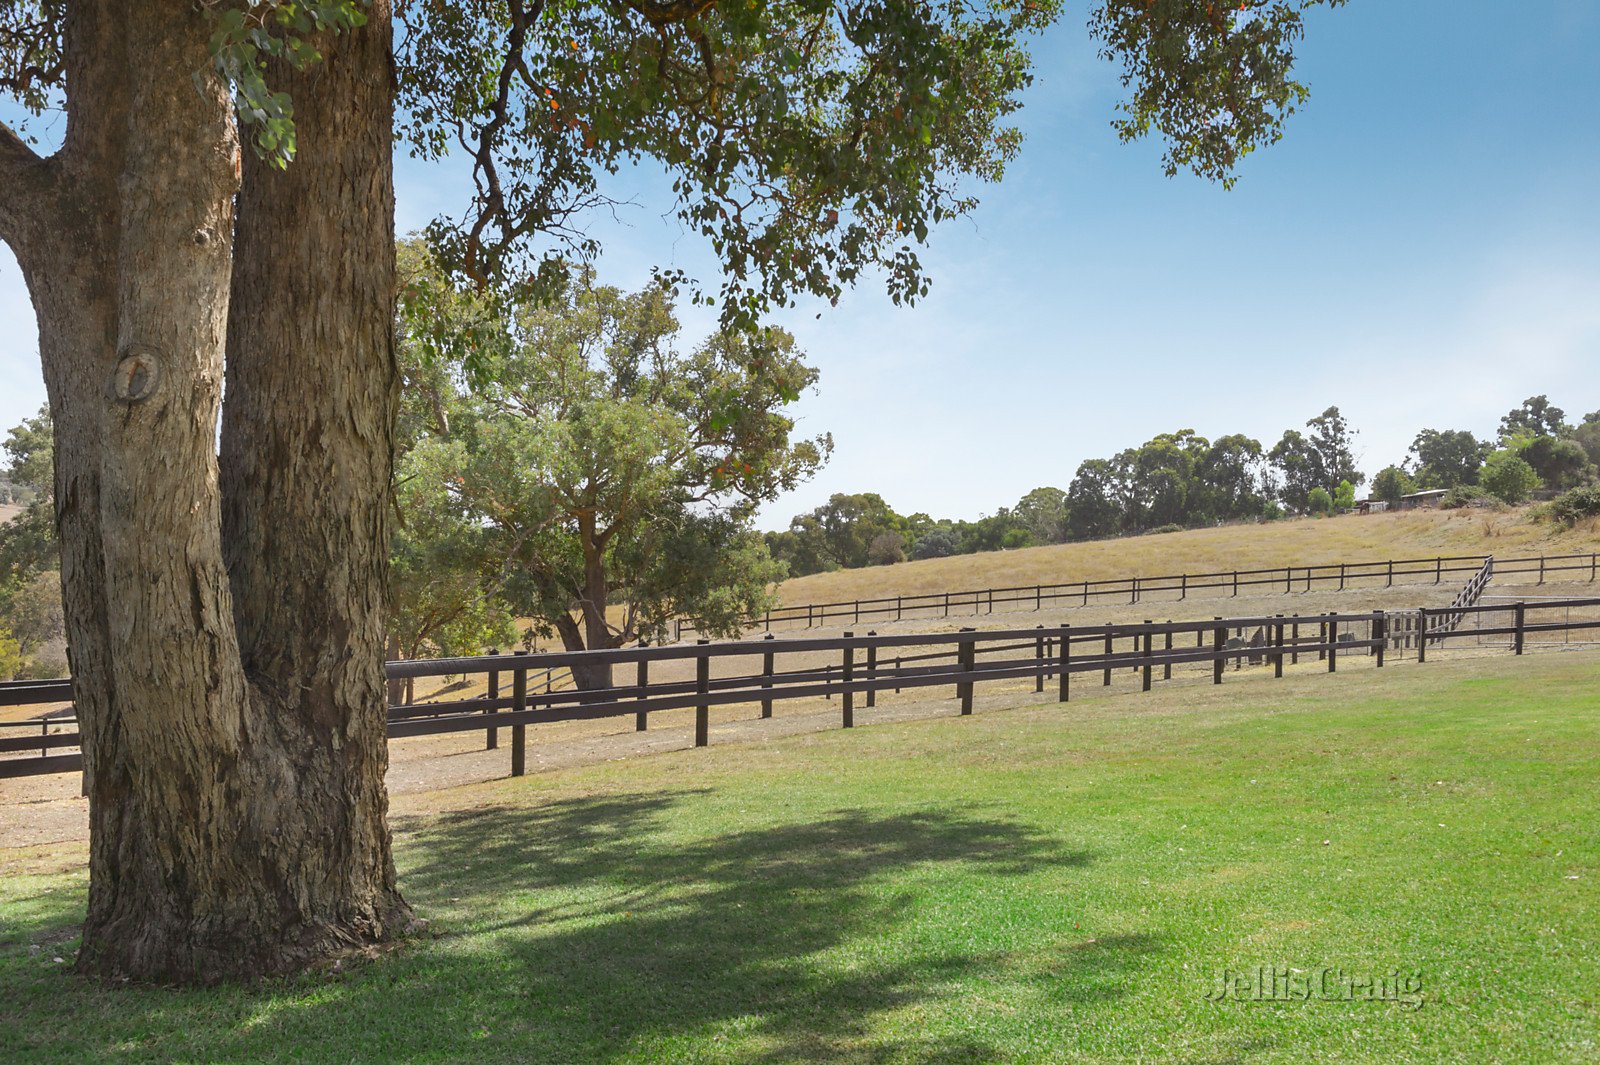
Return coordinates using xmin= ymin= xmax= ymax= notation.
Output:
xmin=4 ymin=653 xmax=1597 ymax=1062
xmin=777 ymin=506 xmax=1600 ymax=606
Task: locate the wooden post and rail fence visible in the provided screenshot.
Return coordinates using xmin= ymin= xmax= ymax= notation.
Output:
xmin=6 ymin=592 xmax=1599 ymax=781
xmin=674 ymin=551 xmax=1598 ymax=640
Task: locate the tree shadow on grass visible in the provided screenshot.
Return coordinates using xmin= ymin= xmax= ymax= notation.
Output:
xmin=381 ymin=793 xmax=1120 ymax=1062
xmin=12 ymin=792 xmax=1167 ymax=1063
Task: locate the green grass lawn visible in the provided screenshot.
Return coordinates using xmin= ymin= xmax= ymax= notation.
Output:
xmin=3 ymin=654 xmax=1597 ymax=1063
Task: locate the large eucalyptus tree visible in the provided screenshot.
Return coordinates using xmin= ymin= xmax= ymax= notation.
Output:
xmin=0 ymin=0 xmax=1339 ymax=981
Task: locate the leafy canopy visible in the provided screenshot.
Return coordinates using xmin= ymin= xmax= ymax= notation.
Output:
xmin=396 ymin=0 xmax=1346 ymax=328
xmin=1090 ymin=0 xmax=1345 ymax=188
xmin=1408 ymin=429 xmax=1486 ymax=490
xmin=4 ymin=1 xmax=1349 ymax=336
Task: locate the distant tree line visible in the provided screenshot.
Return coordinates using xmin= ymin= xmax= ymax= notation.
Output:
xmin=1369 ymin=396 xmax=1600 ymax=509
xmin=768 ymin=397 xmax=1600 ymax=578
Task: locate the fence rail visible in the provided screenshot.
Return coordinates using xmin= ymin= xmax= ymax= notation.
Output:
xmin=1434 ymin=556 xmax=1495 ymax=636
xmin=7 ymin=595 xmax=1598 ymax=781
xmin=675 ymin=551 xmax=1600 ymax=639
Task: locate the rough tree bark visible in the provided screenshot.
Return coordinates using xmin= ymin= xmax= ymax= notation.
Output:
xmin=220 ymin=0 xmax=410 ymax=969
xmin=0 ymin=1 xmax=407 ymax=983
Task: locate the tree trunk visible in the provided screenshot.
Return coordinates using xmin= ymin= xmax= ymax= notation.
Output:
xmin=220 ymin=1 xmax=409 ymax=960
xmin=571 ymin=511 xmax=614 ymax=688
xmin=34 ymin=2 xmax=255 ymax=982
xmin=554 ymin=612 xmax=613 ymax=690
xmin=2 ymin=1 xmax=407 ymax=983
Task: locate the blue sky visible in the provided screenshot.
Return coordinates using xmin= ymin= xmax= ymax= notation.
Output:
xmin=3 ymin=1 xmax=1597 ymax=530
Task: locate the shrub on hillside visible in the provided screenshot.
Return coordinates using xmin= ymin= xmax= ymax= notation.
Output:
xmin=14 ymin=653 xmax=67 ymax=681
xmin=911 ymin=529 xmax=959 ymax=560
xmin=1371 ymin=464 xmax=1415 ymax=503
xmin=1545 ymin=484 xmax=1600 ymax=526
xmin=999 ymin=529 xmax=1034 ymax=550
xmin=1147 ymin=523 xmax=1184 ymax=535
xmin=866 ymin=532 xmax=907 ymax=566
xmin=1440 ymin=484 xmax=1497 ymax=509
xmin=1480 ymin=452 xmax=1540 ymax=504
xmin=1334 ymin=480 xmax=1356 ymax=511
xmin=1306 ymin=487 xmax=1334 ymax=516
xmin=0 ymin=628 xmax=20 ymax=681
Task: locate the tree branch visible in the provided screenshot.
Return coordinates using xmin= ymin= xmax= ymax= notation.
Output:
xmin=0 ymin=120 xmax=53 ymax=246
xmin=620 ymin=0 xmax=718 ymax=29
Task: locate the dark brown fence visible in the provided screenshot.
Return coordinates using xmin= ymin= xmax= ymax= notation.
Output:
xmin=7 ymin=596 xmax=1599 ymax=781
xmin=675 ymin=551 xmax=1600 ymax=639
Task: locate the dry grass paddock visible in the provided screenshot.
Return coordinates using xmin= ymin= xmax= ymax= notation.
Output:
xmin=775 ymin=506 xmax=1600 ymax=607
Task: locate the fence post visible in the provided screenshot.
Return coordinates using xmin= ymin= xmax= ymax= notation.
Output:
xmin=1591 ymin=553 xmax=1597 ymax=583
xmin=1418 ymin=608 xmax=1429 ymax=664
xmin=1273 ymin=615 xmax=1284 ymax=678
xmin=1291 ymin=618 xmax=1300 ymax=665
xmin=1339 ymin=563 xmax=1346 ymax=592
xmin=1232 ymin=570 xmax=1239 ymax=597
xmin=1387 ymin=560 xmax=1394 ymax=587
xmin=1103 ymin=629 xmax=1113 ymax=686
xmin=1327 ymin=618 xmax=1338 ymax=673
xmin=1035 ymin=625 xmax=1045 ymax=693
xmin=695 ymin=639 xmax=711 ymax=747
xmin=486 ymin=648 xmax=501 ymax=751
xmin=1318 ymin=616 xmax=1328 ymax=662
xmin=842 ymin=632 xmax=855 ymax=729
xmin=1374 ymin=611 xmax=1386 ymax=667
xmin=1212 ymin=623 xmax=1225 ymax=685
xmin=944 ymin=592 xmax=950 ymax=619
xmin=510 ymin=658 xmax=528 ymax=778
xmin=1514 ymin=603 xmax=1525 ymax=655
xmin=959 ymin=627 xmax=975 ymax=715
xmin=1180 ymin=573 xmax=1188 ymax=600
xmin=1435 ymin=557 xmax=1442 ymax=583
xmin=1035 ymin=585 xmax=1042 ymax=611
xmin=1538 ymin=557 xmax=1545 ymax=585
xmin=866 ymin=631 xmax=878 ymax=708
xmin=1163 ymin=623 xmax=1173 ymax=681
xmin=897 ymin=595 xmax=903 ymax=622
xmin=636 ymin=650 xmax=649 ymax=732
xmin=761 ymin=633 xmax=775 ymax=718
xmin=1142 ymin=621 xmax=1153 ymax=692
xmin=1058 ymin=625 xmax=1071 ymax=702
xmin=1131 ymin=577 xmax=1139 ymax=605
